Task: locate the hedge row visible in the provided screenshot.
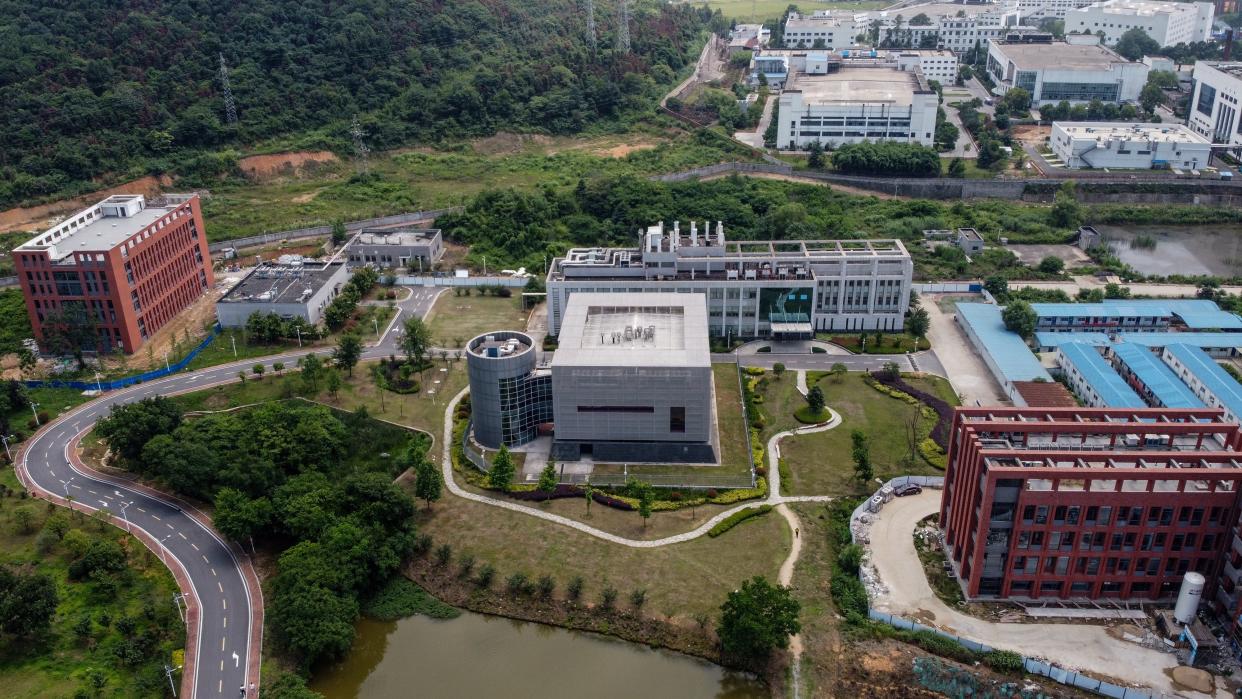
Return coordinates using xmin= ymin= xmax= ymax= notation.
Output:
xmin=707 ymin=504 xmax=773 ymax=537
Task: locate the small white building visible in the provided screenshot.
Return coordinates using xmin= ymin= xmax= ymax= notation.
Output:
xmin=986 ymin=39 xmax=1149 ymax=104
xmin=1065 ymin=0 xmax=1214 ymax=48
xmin=1018 ymin=0 xmax=1098 ymax=20
xmin=896 ymin=50 xmax=960 ymax=84
xmin=729 ymin=23 xmax=772 ymax=53
xmin=1188 ymin=61 xmax=1242 ymax=157
xmin=777 ymin=65 xmax=939 ymax=149
xmin=783 ymin=11 xmax=859 ymax=50
xmin=1050 ymin=122 xmax=1212 ymax=169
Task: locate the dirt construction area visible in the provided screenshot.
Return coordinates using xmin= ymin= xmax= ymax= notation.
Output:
xmin=862 ymin=490 xmax=1230 ymax=699
xmin=1011 ymin=124 xmax=1051 ymax=149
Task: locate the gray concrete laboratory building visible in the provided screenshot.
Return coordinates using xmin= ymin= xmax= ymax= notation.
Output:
xmin=465 ymin=293 xmax=717 ymax=463
xmin=550 ymin=293 xmax=715 ymax=463
xmin=216 ymin=261 xmax=350 ymax=327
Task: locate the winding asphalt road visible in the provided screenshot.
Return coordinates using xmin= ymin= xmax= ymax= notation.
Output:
xmin=15 ymin=286 xmax=446 ymax=698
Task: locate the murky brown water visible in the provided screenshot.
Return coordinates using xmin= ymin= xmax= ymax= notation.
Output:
xmin=1096 ymin=225 xmax=1242 ymax=278
xmin=309 ymin=612 xmax=769 ymax=699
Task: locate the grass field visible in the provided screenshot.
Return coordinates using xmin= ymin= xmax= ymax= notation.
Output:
xmin=199 ymin=128 xmax=756 ymax=243
xmin=0 ymin=469 xmax=184 ymax=698
xmin=775 ymin=372 xmax=950 ymax=496
xmin=412 ymin=487 xmax=789 ymax=621
xmin=426 ymin=293 xmax=530 ymax=348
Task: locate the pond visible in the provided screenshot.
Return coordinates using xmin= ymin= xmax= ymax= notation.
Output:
xmin=309 ymin=612 xmax=769 ymax=699
xmin=1094 ymin=224 xmax=1242 ymax=278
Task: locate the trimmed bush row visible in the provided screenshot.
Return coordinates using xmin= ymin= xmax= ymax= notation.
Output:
xmin=869 ymin=372 xmax=954 ymax=449
xmin=707 ymin=504 xmax=772 ymax=537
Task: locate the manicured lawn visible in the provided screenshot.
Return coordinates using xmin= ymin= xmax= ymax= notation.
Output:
xmin=0 ymin=469 xmax=184 ymax=698
xmin=587 ymin=363 xmax=753 ymax=485
xmin=412 ymin=489 xmax=789 ymax=620
xmin=905 ymin=374 xmax=961 ymax=406
xmin=817 ymin=333 xmax=927 ymax=354
xmin=425 ymin=293 xmax=530 ymax=348
xmin=787 ymin=502 xmax=842 ymax=697
xmin=171 ymin=357 xmax=468 ymax=440
xmin=778 ymin=373 xmax=948 ymax=496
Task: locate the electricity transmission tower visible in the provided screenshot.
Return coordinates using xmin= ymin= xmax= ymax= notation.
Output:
xmin=616 ymin=0 xmax=630 ymax=53
xmin=585 ymin=0 xmax=597 ymax=53
xmin=217 ymin=53 xmax=237 ymax=125
xmin=350 ymin=117 xmax=370 ymax=175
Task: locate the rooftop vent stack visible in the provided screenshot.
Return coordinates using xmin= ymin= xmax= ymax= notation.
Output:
xmin=1226 ymin=29 xmax=1234 ymax=62
xmin=690 ymin=221 xmax=698 ymax=246
xmin=716 ymin=221 xmax=725 ymax=246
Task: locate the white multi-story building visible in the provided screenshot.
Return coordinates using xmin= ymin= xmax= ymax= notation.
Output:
xmin=1018 ymin=0 xmax=1098 ymax=20
xmin=986 ymin=39 xmax=1149 ymax=103
xmin=783 ymin=11 xmax=860 ymax=50
xmin=1065 ymin=0 xmax=1214 ymax=47
xmin=729 ymin=23 xmax=772 ymax=53
xmin=1188 ymin=61 xmax=1242 ymax=155
xmin=545 ymin=222 xmax=914 ymax=338
xmin=751 ymin=48 xmax=958 ymax=86
xmin=1050 ymin=122 xmax=1212 ymax=169
xmin=777 ymin=64 xmax=940 ymax=149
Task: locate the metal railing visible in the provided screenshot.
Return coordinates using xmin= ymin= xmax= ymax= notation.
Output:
xmin=23 ymin=325 xmax=223 ymax=392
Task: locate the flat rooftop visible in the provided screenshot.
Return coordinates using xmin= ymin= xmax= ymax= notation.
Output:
xmin=957 ymin=303 xmax=1053 ymax=382
xmin=469 ymin=332 xmax=533 ymax=359
xmin=219 ymin=261 xmax=345 ymax=306
xmin=18 ymin=194 xmax=194 ymax=260
xmin=1200 ymin=62 xmax=1242 ymax=79
xmin=1076 ymin=0 xmax=1200 ymax=15
xmin=991 ymin=41 xmax=1130 ymax=70
xmin=786 ymin=67 xmax=923 ymax=104
xmin=354 ymin=228 xmax=440 ymax=245
xmin=1054 ymin=122 xmax=1210 ymax=145
xmin=552 ymin=293 xmax=709 ymax=368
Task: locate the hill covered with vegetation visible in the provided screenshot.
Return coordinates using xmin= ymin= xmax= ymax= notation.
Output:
xmin=0 ymin=0 xmax=720 ymax=209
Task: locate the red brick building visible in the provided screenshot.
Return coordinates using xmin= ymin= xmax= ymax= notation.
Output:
xmin=940 ymin=407 xmax=1242 ymax=605
xmin=14 ymin=194 xmax=213 ymax=354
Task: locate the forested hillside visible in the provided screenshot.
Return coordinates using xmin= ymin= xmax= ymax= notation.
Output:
xmin=0 ymin=0 xmax=720 ymax=208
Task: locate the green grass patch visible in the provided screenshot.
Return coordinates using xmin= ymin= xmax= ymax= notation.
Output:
xmin=0 ymin=288 xmax=32 ymax=356
xmin=818 ymin=333 xmax=927 ymax=354
xmin=707 ymin=504 xmax=772 ymax=538
xmin=363 ymin=577 xmax=460 ymax=621
xmin=426 ymin=293 xmax=528 ymax=348
xmin=794 ymin=406 xmax=831 ymax=424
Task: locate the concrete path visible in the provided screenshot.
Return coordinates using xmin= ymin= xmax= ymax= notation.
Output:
xmin=436 ymin=370 xmax=838 ymax=549
xmin=866 ymin=491 xmax=1227 ymax=699
xmin=921 ymin=295 xmax=1009 ymax=406
xmin=733 ymin=93 xmax=775 ymax=149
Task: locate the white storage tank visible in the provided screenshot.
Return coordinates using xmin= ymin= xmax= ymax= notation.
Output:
xmin=1173 ymin=572 xmax=1206 ymax=624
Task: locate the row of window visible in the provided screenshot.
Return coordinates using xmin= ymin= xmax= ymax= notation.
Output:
xmin=1015 ymin=529 xmax=1219 ymax=553
xmin=1010 ymin=554 xmax=1214 ymax=578
xmin=1020 ymin=504 xmax=1225 ymax=527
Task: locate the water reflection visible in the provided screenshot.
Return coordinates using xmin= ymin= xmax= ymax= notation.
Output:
xmin=310 ymin=612 xmax=767 ymax=699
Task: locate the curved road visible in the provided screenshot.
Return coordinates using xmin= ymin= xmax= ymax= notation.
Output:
xmin=14 ymin=287 xmax=446 ymax=698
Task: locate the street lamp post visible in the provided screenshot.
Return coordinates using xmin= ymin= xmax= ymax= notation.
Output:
xmin=373 ymin=317 xmax=380 ymax=339
xmin=94 ymin=371 xmax=102 ymax=393
xmin=158 ymin=533 xmax=173 ymax=568
xmin=0 ymin=434 xmax=13 ymax=462
xmin=231 ymin=334 xmax=238 ymax=357
xmin=29 ymin=402 xmax=40 ymax=427
xmin=295 ymin=326 xmax=302 ymax=348
xmin=118 ymin=500 xmax=132 ymax=533
xmin=163 ymin=352 xmax=170 ymax=372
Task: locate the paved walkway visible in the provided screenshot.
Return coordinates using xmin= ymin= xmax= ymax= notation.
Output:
xmin=921 ymin=295 xmax=1009 ymax=406
xmin=866 ymin=491 xmax=1227 ymax=699
xmin=436 ymin=372 xmax=837 ymax=549
xmin=733 ymin=94 xmax=775 ymax=149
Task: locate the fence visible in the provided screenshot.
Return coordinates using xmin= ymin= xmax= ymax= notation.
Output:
xmin=853 ymin=476 xmax=1160 ymax=699
xmin=396 ymin=275 xmax=528 ymax=288
xmin=207 ymin=207 xmax=462 ymax=253
xmin=0 ymin=276 xmax=16 ymax=288
xmin=914 ymin=282 xmax=981 ymax=294
xmin=23 ymin=325 xmax=222 ymax=392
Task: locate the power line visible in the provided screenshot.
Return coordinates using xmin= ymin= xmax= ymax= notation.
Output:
xmin=349 ymin=117 xmax=370 ymax=175
xmin=218 ymin=53 xmax=238 ymax=125
xmin=616 ymin=0 xmax=631 ymax=53
xmin=585 ymin=0 xmax=598 ymax=53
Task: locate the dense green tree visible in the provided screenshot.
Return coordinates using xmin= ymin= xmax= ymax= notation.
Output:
xmin=96 ymin=397 xmax=183 ymax=464
xmin=718 ymin=576 xmax=801 ymax=660
xmin=983 ymin=275 xmax=1009 ymax=299
xmin=414 ymin=456 xmax=443 ymax=509
xmin=67 ymin=540 xmax=127 ymax=581
xmin=1002 ymin=300 xmax=1038 ymax=338
xmin=806 ymin=140 xmax=825 ymax=169
xmin=333 ymin=333 xmax=363 ymax=376
xmin=400 ymin=316 xmax=433 ymax=366
xmin=807 ymin=385 xmax=826 ymax=414
xmin=213 ymin=488 xmax=275 ymax=543
xmin=906 ymin=306 xmax=930 ymax=340
xmin=851 ymin=430 xmax=872 ymax=483
xmin=0 ymin=565 xmax=58 ymax=638
xmin=831 ymin=141 xmax=941 ymax=177
xmin=269 ymin=581 xmax=358 ymax=668
xmin=537 ymin=462 xmax=558 ymax=495
xmin=1051 ymin=181 xmax=1082 ymax=228
xmin=489 ymin=446 xmax=516 ymax=491
xmin=1114 ymin=27 xmax=1160 ymax=60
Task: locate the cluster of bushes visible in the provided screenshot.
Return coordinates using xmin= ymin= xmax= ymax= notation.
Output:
xmin=919 ymin=438 xmax=948 ymax=469
xmin=362 ymin=577 xmax=459 ymax=622
xmin=707 ymin=505 xmax=772 ymax=537
xmin=867 ymin=372 xmax=952 ymax=449
xmin=242 ymin=311 xmax=323 ymax=345
xmin=324 ymin=267 xmax=380 ymax=332
xmin=97 ymin=396 xmax=424 ymax=669
xmin=956 ymin=99 xmax=1013 ymax=170
xmin=831 ymin=142 xmax=941 ymax=178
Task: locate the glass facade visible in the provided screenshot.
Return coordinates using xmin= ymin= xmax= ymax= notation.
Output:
xmin=1015 ymin=70 xmax=1037 ymax=93
xmin=1197 ymin=83 xmax=1216 ymax=117
xmin=1040 ymin=82 xmax=1120 ymax=102
xmin=497 ymin=373 xmax=553 ymax=446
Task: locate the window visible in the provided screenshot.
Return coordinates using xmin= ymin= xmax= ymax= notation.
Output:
xmin=1197 ymin=83 xmax=1217 ymax=116
xmin=670 ymin=407 xmax=686 ymax=434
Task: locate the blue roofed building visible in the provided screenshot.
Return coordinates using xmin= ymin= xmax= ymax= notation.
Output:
xmin=1031 ymin=299 xmax=1242 ymax=334
xmin=1035 ymin=332 xmax=1113 ymax=350
xmin=1116 ymin=332 xmax=1242 ymax=357
xmin=1160 ymin=344 xmax=1242 ymax=424
xmin=1055 ymin=342 xmax=1143 ymax=408
xmin=1110 ymin=342 xmax=1205 ymax=409
xmin=956 ymin=303 xmax=1052 ymax=405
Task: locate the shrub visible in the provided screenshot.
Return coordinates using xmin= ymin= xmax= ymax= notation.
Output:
xmin=412 ymin=533 xmax=433 ymax=556
xmin=475 ymin=564 xmax=495 ymax=588
xmin=506 ymin=572 xmax=530 ymax=595
xmin=536 ymin=575 xmax=555 ymax=599
xmin=567 ymin=576 xmax=584 ymax=601
xmin=363 ymin=578 xmax=460 ymax=621
xmin=709 ymin=478 xmax=767 ymax=505
xmin=434 ymin=543 xmax=452 ymax=567
xmin=457 ymin=554 xmax=476 ymax=579
xmin=837 ymin=543 xmax=864 ymax=574
xmin=600 ymin=585 xmax=618 ymax=611
xmin=831 ymin=571 xmax=869 ymax=618
xmin=708 ymin=505 xmax=773 ymax=537
xmin=984 ymin=649 xmax=1025 ymax=672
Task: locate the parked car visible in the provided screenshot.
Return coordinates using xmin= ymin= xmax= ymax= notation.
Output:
xmin=894 ymin=483 xmax=923 ymax=497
